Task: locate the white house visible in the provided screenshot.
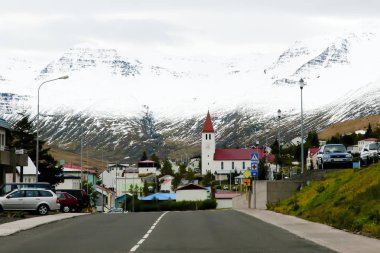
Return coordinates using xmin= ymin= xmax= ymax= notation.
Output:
xmin=138 ymin=160 xmax=158 ymax=175
xmin=6 ymin=156 xmax=37 ymax=183
xmin=101 ymin=167 xmax=143 ymax=196
xmin=159 ymin=175 xmax=174 ymax=193
xmin=176 ymin=183 xmax=208 ymax=201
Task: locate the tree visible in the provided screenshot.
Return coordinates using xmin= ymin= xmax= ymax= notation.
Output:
xmin=160 ymin=158 xmax=174 ymax=176
xmin=172 ymin=173 xmax=182 ymax=189
xmin=258 ymin=158 xmax=268 ymax=180
xmin=150 ymin=153 xmax=161 ymax=169
xmin=11 ymin=115 xmax=63 ymax=185
xmin=143 ymin=181 xmax=149 ymax=196
xmin=82 ymin=180 xmax=97 ymax=208
xmin=201 ymin=171 xmax=214 ymax=186
xmin=178 ymin=164 xmax=187 ymax=177
xmin=365 ymin=123 xmax=373 ymax=138
xmin=186 ymin=168 xmax=195 ymax=181
xmin=140 ymin=151 xmax=148 ymax=161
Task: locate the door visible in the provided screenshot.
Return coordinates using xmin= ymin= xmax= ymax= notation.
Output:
xmin=2 ymin=190 xmax=25 ymax=210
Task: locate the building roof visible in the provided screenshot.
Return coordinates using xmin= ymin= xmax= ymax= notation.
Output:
xmin=63 ymin=164 xmax=97 ymax=174
xmin=308 ymin=147 xmax=320 ymax=157
xmin=140 ymin=193 xmax=176 ymax=201
xmin=202 ymin=111 xmax=214 ymax=133
xmin=214 ymin=148 xmax=265 ymax=161
xmin=0 ymin=118 xmax=11 ymax=130
xmin=175 ymin=183 xmax=208 ymax=191
xmin=360 ymin=138 xmax=378 ymax=142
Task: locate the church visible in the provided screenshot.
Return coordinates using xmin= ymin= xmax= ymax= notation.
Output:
xmin=201 ymin=111 xmax=265 ymax=176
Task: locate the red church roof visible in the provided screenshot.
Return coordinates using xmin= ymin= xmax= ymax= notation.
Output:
xmin=202 ymin=111 xmax=214 ymax=133
xmin=214 ymin=148 xmax=265 ymax=161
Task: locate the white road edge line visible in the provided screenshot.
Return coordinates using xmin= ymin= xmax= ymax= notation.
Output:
xmin=129 ymin=211 xmax=169 ymax=252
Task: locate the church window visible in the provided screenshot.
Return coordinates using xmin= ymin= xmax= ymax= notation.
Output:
xmin=206 ymin=134 xmax=208 ymax=140
xmin=232 ymin=162 xmax=234 ymax=170
xmin=221 ymin=162 xmax=224 ymax=170
xmin=243 ymin=162 xmax=245 ymax=169
xmin=209 ymin=134 xmax=211 ymax=140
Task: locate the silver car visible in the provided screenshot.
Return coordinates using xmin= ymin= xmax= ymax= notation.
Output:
xmin=0 ymin=188 xmax=60 ymax=215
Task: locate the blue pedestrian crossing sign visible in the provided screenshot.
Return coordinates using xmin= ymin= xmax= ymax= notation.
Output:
xmin=250 ymin=153 xmax=259 ymax=162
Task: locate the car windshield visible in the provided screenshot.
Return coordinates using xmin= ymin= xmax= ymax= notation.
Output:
xmin=324 ymin=145 xmax=346 ymax=153
xmin=368 ymin=143 xmax=379 ymax=150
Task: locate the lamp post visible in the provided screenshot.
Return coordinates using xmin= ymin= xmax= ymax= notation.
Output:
xmin=36 ymin=75 xmax=69 ymax=182
xmin=277 ymin=109 xmax=282 ymax=174
xmin=265 ymin=129 xmax=269 ymax=179
xmin=300 ymin=78 xmax=306 ymax=174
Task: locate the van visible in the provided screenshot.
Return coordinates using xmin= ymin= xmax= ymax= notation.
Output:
xmin=0 ymin=182 xmax=52 ymax=196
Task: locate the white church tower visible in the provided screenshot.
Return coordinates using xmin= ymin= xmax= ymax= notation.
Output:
xmin=201 ymin=111 xmax=215 ymax=175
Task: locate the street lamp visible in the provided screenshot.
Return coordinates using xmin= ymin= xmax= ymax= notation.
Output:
xmin=36 ymin=75 xmax=69 ymax=182
xmin=300 ymin=78 xmax=306 ymax=174
xmin=277 ymin=109 xmax=282 ymax=174
xmin=265 ymin=129 xmax=269 ymax=179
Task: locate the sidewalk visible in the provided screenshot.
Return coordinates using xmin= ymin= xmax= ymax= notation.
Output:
xmin=0 ymin=213 xmax=88 ymax=236
xmin=237 ymin=208 xmax=380 ymax=253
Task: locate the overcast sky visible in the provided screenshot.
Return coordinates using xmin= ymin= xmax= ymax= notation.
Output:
xmin=1 ymin=0 xmax=380 ymax=60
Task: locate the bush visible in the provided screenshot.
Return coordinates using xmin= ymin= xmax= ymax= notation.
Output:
xmin=128 ymin=199 xmax=217 ymax=212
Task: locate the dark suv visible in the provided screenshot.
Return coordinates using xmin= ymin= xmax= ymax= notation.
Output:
xmin=316 ymin=144 xmax=352 ymax=169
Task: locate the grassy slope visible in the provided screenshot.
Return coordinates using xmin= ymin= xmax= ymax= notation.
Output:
xmin=270 ymin=165 xmax=380 ymax=237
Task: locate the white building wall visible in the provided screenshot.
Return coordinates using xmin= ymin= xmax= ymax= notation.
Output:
xmin=56 ymin=179 xmax=81 ymax=190
xmin=215 ymin=160 xmax=250 ymax=174
xmin=216 ymin=199 xmax=232 ymax=209
xmin=115 ymin=176 xmax=143 ymax=196
xmin=176 ymin=189 xmax=208 ymax=201
xmin=138 ymin=167 xmax=157 ymax=174
xmin=201 ymin=132 xmax=215 ymax=175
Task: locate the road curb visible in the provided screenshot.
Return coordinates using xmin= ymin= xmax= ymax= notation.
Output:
xmin=0 ymin=213 xmax=89 ymax=236
xmin=236 ymin=208 xmax=380 ymax=253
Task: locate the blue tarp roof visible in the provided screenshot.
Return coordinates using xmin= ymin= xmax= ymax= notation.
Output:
xmin=140 ymin=193 xmax=176 ymax=201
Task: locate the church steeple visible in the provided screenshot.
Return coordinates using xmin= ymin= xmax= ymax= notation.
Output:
xmin=202 ymin=111 xmax=214 ymax=133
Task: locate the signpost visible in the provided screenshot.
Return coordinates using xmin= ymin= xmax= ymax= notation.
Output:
xmin=250 ymin=152 xmax=259 ymax=209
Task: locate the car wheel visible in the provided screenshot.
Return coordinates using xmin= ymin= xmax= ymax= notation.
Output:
xmin=0 ymin=205 xmax=3 ymax=212
xmin=62 ymin=206 xmax=70 ymax=213
xmin=37 ymin=204 xmax=49 ymax=215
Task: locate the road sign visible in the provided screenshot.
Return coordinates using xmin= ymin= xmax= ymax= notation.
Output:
xmin=251 ymin=163 xmax=258 ymax=170
xmin=250 ymin=169 xmax=258 ymax=177
xmin=243 ymin=170 xmax=251 ymax=178
xmin=243 ymin=179 xmax=251 ymax=186
xmin=250 ymin=153 xmax=259 ymax=162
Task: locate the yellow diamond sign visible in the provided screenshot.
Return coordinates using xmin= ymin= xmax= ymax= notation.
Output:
xmin=244 ymin=170 xmax=251 ymax=178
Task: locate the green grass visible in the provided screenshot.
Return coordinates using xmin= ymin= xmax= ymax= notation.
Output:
xmin=269 ymin=165 xmax=380 ymax=237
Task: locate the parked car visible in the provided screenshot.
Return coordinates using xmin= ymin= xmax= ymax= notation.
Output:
xmin=360 ymin=142 xmax=380 ymax=165
xmin=316 ymin=144 xmax=352 ymax=169
xmin=108 ymin=207 xmax=127 ymax=213
xmin=56 ymin=191 xmax=80 ymax=213
xmin=0 ymin=182 xmax=52 ymax=197
xmin=0 ymin=188 xmax=60 ymax=215
xmin=57 ymin=189 xmax=89 ymax=210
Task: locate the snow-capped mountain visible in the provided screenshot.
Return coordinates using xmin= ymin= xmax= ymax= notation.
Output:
xmin=1 ymin=28 xmax=380 ymax=161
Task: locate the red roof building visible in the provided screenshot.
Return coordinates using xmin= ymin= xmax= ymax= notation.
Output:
xmin=214 ymin=148 xmax=265 ymax=161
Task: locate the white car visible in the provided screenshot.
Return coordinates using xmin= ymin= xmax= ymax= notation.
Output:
xmin=0 ymin=188 xmax=60 ymax=215
xmin=360 ymin=142 xmax=380 ymax=165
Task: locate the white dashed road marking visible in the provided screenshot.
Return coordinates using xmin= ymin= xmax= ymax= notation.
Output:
xmin=129 ymin=212 xmax=168 ymax=252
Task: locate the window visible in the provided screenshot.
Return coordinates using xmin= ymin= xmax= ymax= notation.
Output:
xmin=0 ymin=131 xmax=5 ymax=149
xmin=221 ymin=162 xmax=224 ymax=170
xmin=232 ymin=162 xmax=234 ymax=170
xmin=243 ymin=162 xmax=245 ymax=170
xmin=9 ymin=190 xmax=25 ymax=198
xmin=38 ymin=190 xmax=53 ymax=197
xmin=209 ymin=134 xmax=211 ymax=140
xmin=206 ymin=134 xmax=208 ymax=140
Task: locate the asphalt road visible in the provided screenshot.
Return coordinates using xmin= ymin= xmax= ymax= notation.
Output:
xmin=0 ymin=210 xmax=336 ymax=253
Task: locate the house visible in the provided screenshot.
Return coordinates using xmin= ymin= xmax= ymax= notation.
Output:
xmin=96 ymin=185 xmax=115 ymax=212
xmin=175 ymin=183 xmax=208 ymax=201
xmin=306 ymin=147 xmax=320 ymax=170
xmin=187 ymin=157 xmax=201 ymax=173
xmin=159 ymin=175 xmax=174 ymax=193
xmin=201 ymin=111 xmax=273 ymax=177
xmin=215 ymin=192 xmax=241 ymax=209
xmin=138 ymin=160 xmax=158 ymax=175
xmin=0 ymin=117 xmax=28 ymax=185
xmin=358 ymin=138 xmax=378 ymax=152
xmin=55 ymin=164 xmax=97 ymax=191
